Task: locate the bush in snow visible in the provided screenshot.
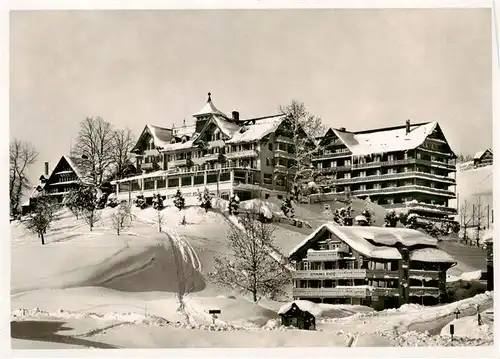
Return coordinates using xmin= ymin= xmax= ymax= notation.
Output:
xmin=106 ymin=196 xmax=118 ymax=208
xmin=134 ymin=195 xmax=148 ymax=209
xmin=173 ymin=189 xmax=185 ymax=211
xmin=111 ymin=202 xmax=132 ymax=235
xmin=208 ymin=213 xmax=291 ymax=302
xmin=445 ymin=280 xmax=487 ymax=303
xmin=197 ymin=187 xmax=212 ymax=212
xmin=228 ymin=194 xmax=240 ymax=216
xmin=152 ymin=193 xmax=164 ymax=210
xmin=384 ymin=209 xmax=398 ymax=227
xmin=24 ymin=195 xmax=57 ymax=245
xmin=280 ymin=197 xmax=295 ymax=218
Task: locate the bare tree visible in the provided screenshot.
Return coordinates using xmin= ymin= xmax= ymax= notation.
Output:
xmin=156 ymin=208 xmax=165 ymax=232
xmin=84 ymin=207 xmax=101 ymax=231
xmin=10 ymin=139 xmax=39 ymax=216
xmin=111 ymin=202 xmax=132 ymax=235
xmin=111 ymin=128 xmax=135 ymax=180
xmin=472 ymin=196 xmax=486 ymax=246
xmin=72 ymin=117 xmax=115 ymax=186
xmin=208 ymin=213 xmax=291 ymax=302
xmin=278 ymin=100 xmax=325 ymax=200
xmin=459 ymin=200 xmax=473 ymax=243
xmin=24 ymin=196 xmax=56 ymax=245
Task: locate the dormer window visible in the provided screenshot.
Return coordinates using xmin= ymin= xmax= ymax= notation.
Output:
xmin=181 ymin=136 xmax=187 ymax=144
xmin=171 ymin=138 xmax=177 ymax=144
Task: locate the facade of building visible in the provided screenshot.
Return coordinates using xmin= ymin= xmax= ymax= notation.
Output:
xmin=36 ymin=156 xmax=87 ymax=204
xmin=113 ymin=94 xmax=301 ymax=203
xmin=473 ymin=149 xmax=493 ymax=167
xmin=288 ymin=223 xmax=456 ymax=308
xmin=312 ymin=120 xmax=457 ymax=223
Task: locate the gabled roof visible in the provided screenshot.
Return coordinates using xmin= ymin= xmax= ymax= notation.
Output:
xmin=64 ymin=156 xmax=87 ymax=180
xmin=474 ymin=148 xmax=492 ymax=160
xmin=331 ymin=121 xmax=443 ymax=157
xmin=288 ymin=223 xmax=454 ymax=263
xmin=226 ymin=116 xmax=284 ymax=144
xmin=194 ymin=115 xmax=241 ymax=145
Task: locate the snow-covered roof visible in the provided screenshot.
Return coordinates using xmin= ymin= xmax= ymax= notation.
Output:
xmin=289 ymin=224 xmax=442 ymax=261
xmin=278 ymin=300 xmax=322 ymax=317
xmin=161 ymin=139 xmax=195 ymax=152
xmin=64 ymin=156 xmax=87 ymax=180
xmin=332 ymin=122 xmax=438 ymax=157
xmin=226 ymin=116 xmax=284 ymax=144
xmin=410 ymin=248 xmax=456 ymax=263
xmin=213 ymin=115 xmax=241 ymax=138
xmin=193 ymin=98 xmax=226 ymax=117
xmin=173 ymin=124 xmax=196 ymax=138
xmin=146 ymin=125 xmax=174 ymax=149
xmin=474 ymin=149 xmax=492 ymax=160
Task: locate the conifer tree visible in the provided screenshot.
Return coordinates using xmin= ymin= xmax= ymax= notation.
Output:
xmin=174 ymin=188 xmax=185 ymax=211
xmin=197 ymin=187 xmax=212 ymax=212
xmin=228 ymin=194 xmax=240 ymax=216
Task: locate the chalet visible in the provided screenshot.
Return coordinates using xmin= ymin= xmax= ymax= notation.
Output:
xmin=112 ymin=93 xmax=305 ymax=203
xmin=473 ymin=149 xmax=493 ymax=168
xmin=288 ymin=223 xmax=456 ymax=309
xmin=313 ymin=120 xmax=458 ymax=224
xmin=33 ymin=156 xmax=87 ymax=204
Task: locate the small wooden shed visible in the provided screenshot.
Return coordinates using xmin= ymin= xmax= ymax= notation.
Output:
xmin=278 ymin=302 xmax=316 ymax=330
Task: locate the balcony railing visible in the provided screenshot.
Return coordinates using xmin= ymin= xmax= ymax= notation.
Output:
xmin=292 ymin=269 xmax=367 ymax=280
xmin=383 ymin=202 xmax=457 ymax=215
xmin=314 ymin=151 xmax=351 ymax=160
xmin=276 ymin=135 xmax=294 ymax=144
xmin=274 ymin=150 xmax=295 ymax=159
xmin=318 ymin=165 xmax=351 ymax=173
xmin=409 ymin=287 xmax=441 ymax=296
xmin=351 ymin=185 xmax=455 ymax=198
xmin=292 ymin=286 xmax=369 ymax=298
xmin=329 ymin=171 xmax=455 ymax=185
xmin=349 ymin=158 xmax=456 ymax=171
xmin=366 ymin=270 xmax=400 ymax=279
xmin=225 ymin=150 xmax=259 ymax=159
xmin=306 ymin=248 xmax=349 ymax=261
xmin=168 ymin=159 xmax=190 ymax=167
xmin=372 ymin=287 xmax=399 ymax=297
xmin=408 ymin=270 xmax=440 ymax=280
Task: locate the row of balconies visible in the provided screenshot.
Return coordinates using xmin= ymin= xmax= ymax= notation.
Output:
xmin=351 ymin=185 xmax=455 ymax=198
xmin=292 ymin=269 xmax=440 ymax=280
xmin=383 ymin=201 xmax=457 ymax=214
xmin=320 ymin=171 xmax=455 ymax=185
xmin=292 ymin=286 xmax=440 ymax=298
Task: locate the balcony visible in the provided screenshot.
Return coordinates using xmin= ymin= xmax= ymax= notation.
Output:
xmin=276 ymin=135 xmax=294 ymax=144
xmin=409 ymin=270 xmax=440 ymax=280
xmin=225 ymin=150 xmax=258 ymax=159
xmin=168 ymin=159 xmax=189 ymax=167
xmin=274 ymin=150 xmax=295 ymax=159
xmin=201 ymin=154 xmax=219 ymax=162
xmin=293 ymin=286 xmax=369 ymax=298
xmin=372 ymin=287 xmax=399 ymax=297
xmin=409 ymin=287 xmax=441 ymax=296
xmin=351 ymin=185 xmax=455 ymax=198
xmin=314 ymin=151 xmax=351 ymax=161
xmin=350 ymin=158 xmax=456 ymax=171
xmin=306 ymin=249 xmax=349 ymax=261
xmin=292 ymin=269 xmax=367 ymax=280
xmin=331 ymin=171 xmax=456 ymax=185
xmin=385 ymin=202 xmax=457 ymax=215
xmin=318 ymin=165 xmax=351 ymax=173
xmin=366 ymin=270 xmax=400 ymax=279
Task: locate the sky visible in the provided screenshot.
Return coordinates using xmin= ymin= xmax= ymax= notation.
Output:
xmin=10 ymin=9 xmax=492 ymax=188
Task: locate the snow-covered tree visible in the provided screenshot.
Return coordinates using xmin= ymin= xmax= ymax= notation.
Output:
xmin=152 ymin=193 xmax=164 ymax=210
xmin=208 ymin=213 xmax=291 ymax=302
xmin=197 ymin=187 xmax=212 ymax=212
xmin=66 ymin=183 xmax=100 ymax=230
xmin=111 ymin=202 xmax=131 ymax=235
xmin=278 ymin=100 xmax=326 ymax=201
xmin=174 ymin=189 xmax=185 ymax=211
xmin=280 ymin=197 xmax=295 ymax=218
xmin=134 ymin=195 xmax=148 ymax=209
xmin=360 ymin=207 xmax=373 ymax=226
xmin=228 ymin=194 xmax=240 ymax=216
xmin=384 ymin=209 xmax=398 ymax=227
xmin=24 ymin=196 xmax=56 ymax=245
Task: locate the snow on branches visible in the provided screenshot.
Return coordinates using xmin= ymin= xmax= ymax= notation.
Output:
xmin=174 ymin=189 xmax=186 ymax=211
xmin=197 ymin=187 xmax=213 ymax=212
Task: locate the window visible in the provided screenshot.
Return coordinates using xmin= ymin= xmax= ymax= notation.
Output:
xmin=345 ymin=159 xmax=351 ymax=166
xmin=346 ymin=261 xmax=355 ymax=269
xmin=359 ymin=184 xmax=366 ymax=191
xmin=344 ymin=172 xmax=351 ymax=179
xmin=268 ymin=142 xmax=273 ymax=151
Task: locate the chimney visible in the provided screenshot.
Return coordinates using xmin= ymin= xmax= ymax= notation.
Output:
xmin=339 ymin=127 xmax=346 ymax=132
xmin=44 ymin=162 xmax=49 ymax=176
xmin=406 ymin=119 xmax=411 ymax=135
xmin=232 ymin=111 xmax=240 ymax=121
